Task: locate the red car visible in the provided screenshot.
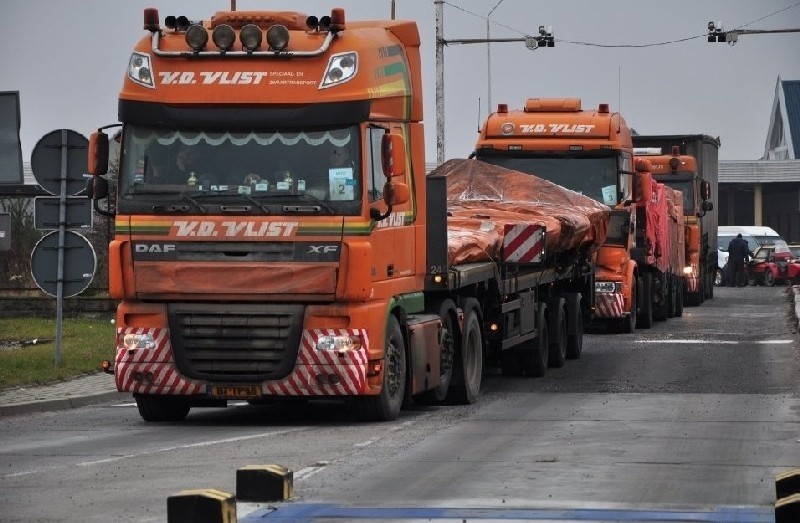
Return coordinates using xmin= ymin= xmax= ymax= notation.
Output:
xmin=745 ymin=243 xmax=800 ymax=286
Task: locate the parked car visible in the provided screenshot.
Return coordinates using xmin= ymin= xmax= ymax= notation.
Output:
xmin=788 ymin=244 xmax=800 ymax=261
xmin=744 ymin=243 xmax=800 ymax=286
xmin=717 ymin=226 xmax=785 ymax=286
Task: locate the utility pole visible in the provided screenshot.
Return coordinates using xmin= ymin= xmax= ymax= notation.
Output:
xmin=435 ymin=0 xmax=445 ymax=165
xmin=434 ymin=0 xmax=552 ymax=165
xmin=486 ymin=0 xmax=506 ymax=118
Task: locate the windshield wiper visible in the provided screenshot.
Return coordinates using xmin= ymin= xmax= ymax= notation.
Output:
xmin=179 ymin=191 xmax=209 ymax=214
xmin=294 ymin=193 xmax=336 ymax=214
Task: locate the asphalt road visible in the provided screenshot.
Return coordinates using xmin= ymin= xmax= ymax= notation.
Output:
xmin=0 ymin=285 xmax=798 ymax=522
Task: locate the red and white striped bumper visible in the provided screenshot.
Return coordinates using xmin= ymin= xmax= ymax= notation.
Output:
xmin=263 ymin=329 xmax=369 ymax=396
xmin=115 ymin=327 xmax=205 ymax=396
xmin=594 ymin=292 xmax=625 ymax=319
xmin=114 ymin=327 xmax=370 ymax=398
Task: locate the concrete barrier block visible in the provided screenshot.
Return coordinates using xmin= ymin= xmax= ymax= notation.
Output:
xmin=167 ymin=488 xmax=236 ymax=523
xmin=775 ymin=492 xmax=800 ymax=523
xmin=236 ymin=464 xmax=294 ymax=502
xmin=776 ymin=468 xmax=800 ymax=500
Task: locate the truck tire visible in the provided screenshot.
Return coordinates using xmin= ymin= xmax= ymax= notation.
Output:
xmin=666 ymin=276 xmax=676 ymax=319
xmin=417 ymin=299 xmax=457 ymax=403
xmin=547 ymin=297 xmax=567 ymax=368
xmin=447 ymin=298 xmax=482 ymax=404
xmin=354 ymin=315 xmax=406 ymax=421
xmin=135 ymin=394 xmax=190 ymax=422
xmin=500 ymin=349 xmax=523 ymax=376
xmin=564 ymin=293 xmax=584 ymax=360
xmin=524 ymin=304 xmax=549 ymax=377
xmin=615 ymin=278 xmax=637 ymax=334
xmin=637 ymin=273 xmax=653 ymax=329
xmin=653 ymin=274 xmax=668 ymax=322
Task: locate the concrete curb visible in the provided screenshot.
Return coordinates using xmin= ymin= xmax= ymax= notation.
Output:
xmin=0 ymin=391 xmax=130 ymax=418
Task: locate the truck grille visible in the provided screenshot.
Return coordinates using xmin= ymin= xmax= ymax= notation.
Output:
xmin=167 ymin=303 xmax=304 ymax=382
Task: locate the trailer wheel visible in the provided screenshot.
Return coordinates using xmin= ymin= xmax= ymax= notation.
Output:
xmin=564 ymin=293 xmax=584 ymax=360
xmin=500 ymin=349 xmax=523 ymax=376
xmin=547 ymin=297 xmax=567 ymax=368
xmin=637 ymin=273 xmax=653 ymax=329
xmin=666 ymin=276 xmax=676 ymax=319
xmin=354 ymin=315 xmax=406 ymax=421
xmin=135 ymin=394 xmax=190 ymax=422
xmin=417 ymin=299 xmax=457 ymax=403
xmin=524 ymin=304 xmax=549 ymax=377
xmin=447 ymin=298 xmax=482 ymax=405
xmin=674 ymin=283 xmax=684 ymax=317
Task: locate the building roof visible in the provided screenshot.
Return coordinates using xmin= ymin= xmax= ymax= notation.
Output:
xmin=764 ymin=76 xmax=800 ymax=160
xmin=720 ymin=159 xmax=800 ymax=183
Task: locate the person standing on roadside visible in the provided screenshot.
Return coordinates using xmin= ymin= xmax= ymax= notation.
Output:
xmin=727 ymin=233 xmax=753 ymax=287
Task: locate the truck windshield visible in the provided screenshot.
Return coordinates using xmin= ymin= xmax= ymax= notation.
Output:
xmin=476 ymin=154 xmax=619 ymax=206
xmin=654 ymin=177 xmax=695 ymax=216
xmin=118 ymin=125 xmax=362 ymax=215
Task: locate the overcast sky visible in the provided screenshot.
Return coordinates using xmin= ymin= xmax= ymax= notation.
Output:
xmin=2 ymin=0 xmax=799 ymax=163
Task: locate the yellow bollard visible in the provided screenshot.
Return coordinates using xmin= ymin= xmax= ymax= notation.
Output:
xmin=236 ymin=464 xmax=294 ymax=502
xmin=167 ymin=488 xmax=236 ymax=523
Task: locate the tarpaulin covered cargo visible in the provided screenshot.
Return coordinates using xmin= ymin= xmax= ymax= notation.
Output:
xmin=429 ymin=159 xmax=610 ymax=266
xmin=636 ymin=176 xmax=685 ymax=274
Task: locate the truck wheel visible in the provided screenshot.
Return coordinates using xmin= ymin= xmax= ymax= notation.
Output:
xmin=417 ymin=299 xmax=457 ymax=403
xmin=547 ymin=297 xmax=566 ymax=368
xmin=135 ymin=394 xmax=190 ymax=422
xmin=354 ymin=315 xmax=406 ymax=421
xmin=524 ymin=304 xmax=549 ymax=377
xmin=617 ymin=278 xmax=637 ymax=334
xmin=447 ymin=298 xmax=482 ymax=405
xmin=763 ymin=269 xmax=775 ymax=287
xmin=666 ymin=276 xmax=676 ymax=319
xmin=564 ymin=293 xmax=584 ymax=360
xmin=500 ymin=349 xmax=523 ymax=376
xmin=637 ymin=273 xmax=653 ymax=329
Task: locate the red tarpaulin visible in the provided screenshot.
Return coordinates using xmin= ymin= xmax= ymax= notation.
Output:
xmin=429 ymin=159 xmax=610 ymax=265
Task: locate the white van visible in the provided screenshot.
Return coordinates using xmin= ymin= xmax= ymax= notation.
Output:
xmin=717 ymin=225 xmax=786 ymax=285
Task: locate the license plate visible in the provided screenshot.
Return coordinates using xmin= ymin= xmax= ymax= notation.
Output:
xmin=209 ymin=385 xmax=261 ymax=399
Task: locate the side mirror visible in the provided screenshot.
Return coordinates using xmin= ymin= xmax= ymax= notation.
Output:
xmin=702 ymin=200 xmax=713 ymax=211
xmin=700 ymin=180 xmax=711 ymax=200
xmin=381 ymin=132 xmax=406 ymax=178
xmin=85 ymin=176 xmax=109 ymax=200
xmin=88 ymin=131 xmax=110 ymax=176
xmin=384 ymin=181 xmax=409 ymax=206
xmin=634 ymin=172 xmax=652 ymax=203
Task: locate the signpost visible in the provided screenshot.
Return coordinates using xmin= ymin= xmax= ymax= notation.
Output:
xmin=29 ymin=129 xmax=94 ymax=365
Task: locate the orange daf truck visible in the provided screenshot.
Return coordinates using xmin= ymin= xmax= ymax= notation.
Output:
xmin=472 ymin=98 xmax=686 ymax=333
xmin=633 ymin=136 xmax=720 ymax=305
xmin=87 ymin=7 xmax=601 ymax=422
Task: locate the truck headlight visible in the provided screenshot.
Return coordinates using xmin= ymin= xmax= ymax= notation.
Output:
xmin=316 ymin=334 xmax=362 ymax=353
xmin=122 ymin=332 xmax=157 ymax=350
xmin=128 ymin=52 xmax=155 ymax=89
xmin=595 ymin=281 xmax=621 ymax=293
xmin=320 ymin=52 xmax=358 ymax=89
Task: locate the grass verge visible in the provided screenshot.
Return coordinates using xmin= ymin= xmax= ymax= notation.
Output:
xmin=0 ymin=316 xmax=116 ymax=390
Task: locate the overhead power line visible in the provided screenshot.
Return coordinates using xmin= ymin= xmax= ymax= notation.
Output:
xmin=443 ymin=0 xmax=800 ymax=49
